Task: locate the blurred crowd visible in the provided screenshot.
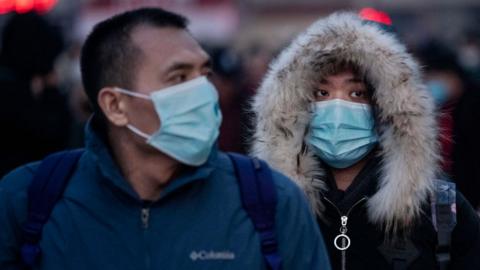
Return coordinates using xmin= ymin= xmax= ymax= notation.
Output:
xmin=0 ymin=7 xmax=479 ymax=211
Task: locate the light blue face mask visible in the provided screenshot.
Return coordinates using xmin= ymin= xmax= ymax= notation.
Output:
xmin=307 ymin=99 xmax=378 ymax=169
xmin=115 ymin=76 xmax=222 ymax=166
xmin=426 ymin=79 xmax=449 ymax=106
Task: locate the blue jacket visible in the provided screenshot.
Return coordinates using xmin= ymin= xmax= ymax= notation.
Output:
xmin=0 ymin=124 xmax=330 ymax=270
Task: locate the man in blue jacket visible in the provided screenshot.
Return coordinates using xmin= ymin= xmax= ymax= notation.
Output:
xmin=0 ymin=7 xmax=330 ymax=270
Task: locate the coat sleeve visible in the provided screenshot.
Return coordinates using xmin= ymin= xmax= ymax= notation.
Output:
xmin=450 ymin=191 xmax=480 ymax=270
xmin=0 ymin=166 xmax=35 ymax=270
xmin=271 ymin=170 xmax=331 ymax=270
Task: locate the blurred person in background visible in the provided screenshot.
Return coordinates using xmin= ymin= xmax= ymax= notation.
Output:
xmin=452 ymin=32 xmax=480 ymax=212
xmin=56 ymin=41 xmax=93 ymax=147
xmin=451 ymin=84 xmax=480 ymax=212
xmin=252 ymin=11 xmax=480 ymax=270
xmin=242 ymin=43 xmax=276 ymax=95
xmin=451 ymin=86 xmax=480 ymax=212
xmin=207 ymin=46 xmax=250 ymax=153
xmin=416 ymin=40 xmax=480 ymax=211
xmin=416 ymin=40 xmax=466 ymax=174
xmin=0 ymin=7 xmax=330 ymax=270
xmin=0 ymin=12 xmax=71 ymax=178
xmin=457 ymin=34 xmax=480 ymax=86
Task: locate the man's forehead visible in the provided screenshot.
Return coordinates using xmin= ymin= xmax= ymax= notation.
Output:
xmin=129 ymin=24 xmax=209 ymax=74
xmin=131 ymin=25 xmax=203 ymax=57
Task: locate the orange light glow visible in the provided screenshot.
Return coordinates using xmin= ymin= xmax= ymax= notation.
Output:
xmin=0 ymin=0 xmax=14 ymax=14
xmin=359 ymin=7 xmax=393 ymax=26
xmin=0 ymin=0 xmax=56 ymax=14
xmin=34 ymin=0 xmax=57 ymax=13
xmin=15 ymin=0 xmax=34 ymax=13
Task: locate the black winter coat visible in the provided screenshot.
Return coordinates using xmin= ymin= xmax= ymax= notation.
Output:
xmin=318 ymin=158 xmax=480 ymax=270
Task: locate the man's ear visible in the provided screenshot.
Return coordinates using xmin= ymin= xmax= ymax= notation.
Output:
xmin=98 ymin=87 xmax=129 ymax=127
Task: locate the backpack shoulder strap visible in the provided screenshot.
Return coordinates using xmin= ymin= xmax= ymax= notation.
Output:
xmin=431 ymin=179 xmax=457 ymax=270
xmin=21 ymin=149 xmax=84 ymax=267
xmin=227 ymin=153 xmax=282 ymax=270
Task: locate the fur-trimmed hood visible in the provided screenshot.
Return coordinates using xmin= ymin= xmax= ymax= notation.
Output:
xmin=251 ymin=12 xmax=440 ymax=231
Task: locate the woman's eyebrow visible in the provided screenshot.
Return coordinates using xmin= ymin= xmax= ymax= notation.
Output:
xmin=319 ymin=78 xmax=328 ymax=84
xmin=348 ymin=77 xmax=363 ymax=83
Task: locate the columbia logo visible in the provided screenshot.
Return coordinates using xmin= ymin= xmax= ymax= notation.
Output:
xmin=190 ymin=250 xmax=236 ymax=261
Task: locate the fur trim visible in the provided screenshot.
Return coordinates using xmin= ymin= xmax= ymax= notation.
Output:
xmin=251 ymin=12 xmax=440 ymax=231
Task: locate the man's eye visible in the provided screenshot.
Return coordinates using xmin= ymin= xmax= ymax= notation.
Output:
xmin=204 ymin=69 xmax=214 ymax=78
xmin=315 ymin=90 xmax=329 ymax=97
xmin=171 ymin=74 xmax=188 ymax=83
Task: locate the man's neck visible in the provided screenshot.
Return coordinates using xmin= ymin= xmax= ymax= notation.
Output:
xmin=108 ymin=130 xmax=182 ymax=201
xmin=331 ymin=156 xmax=370 ymax=191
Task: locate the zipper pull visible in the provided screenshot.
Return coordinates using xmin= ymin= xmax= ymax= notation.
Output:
xmin=334 ymin=215 xmax=351 ymax=251
xmin=141 ymin=208 xmax=150 ymax=229
xmin=341 ymin=216 xmax=348 ymax=227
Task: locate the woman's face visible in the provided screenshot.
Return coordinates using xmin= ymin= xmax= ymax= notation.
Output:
xmin=313 ymin=69 xmax=371 ymax=104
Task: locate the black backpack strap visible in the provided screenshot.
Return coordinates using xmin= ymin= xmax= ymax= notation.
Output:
xmin=227 ymin=153 xmax=282 ymax=270
xmin=431 ymin=179 xmax=457 ymax=270
xmin=21 ymin=149 xmax=84 ymax=267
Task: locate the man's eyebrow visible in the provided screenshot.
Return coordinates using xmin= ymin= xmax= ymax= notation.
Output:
xmin=165 ymin=62 xmax=194 ymax=73
xmin=164 ymin=59 xmax=212 ymax=73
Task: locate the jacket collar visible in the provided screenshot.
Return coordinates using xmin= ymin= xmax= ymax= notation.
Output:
xmin=324 ymin=154 xmax=381 ymax=214
xmin=83 ymin=119 xmax=217 ymax=203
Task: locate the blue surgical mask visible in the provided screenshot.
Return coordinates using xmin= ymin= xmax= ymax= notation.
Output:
xmin=307 ymin=99 xmax=378 ymax=169
xmin=426 ymin=80 xmax=449 ymax=106
xmin=115 ymin=76 xmax=222 ymax=166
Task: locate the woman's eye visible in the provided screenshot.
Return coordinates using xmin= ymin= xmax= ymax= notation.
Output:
xmin=315 ymin=90 xmax=329 ymax=97
xmin=351 ymin=90 xmax=367 ymax=98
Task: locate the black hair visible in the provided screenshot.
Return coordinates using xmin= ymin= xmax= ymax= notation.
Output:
xmin=415 ymin=40 xmax=464 ymax=75
xmin=415 ymin=39 xmax=474 ymax=91
xmin=0 ymin=12 xmax=64 ymax=79
xmin=206 ymin=46 xmax=242 ymax=79
xmin=80 ymin=7 xmax=188 ymax=114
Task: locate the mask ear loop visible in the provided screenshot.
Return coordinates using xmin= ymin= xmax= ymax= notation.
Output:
xmin=113 ymin=87 xmax=154 ymax=140
xmin=126 ymin=124 xmax=151 ymax=140
xmin=114 ymin=87 xmax=151 ymax=100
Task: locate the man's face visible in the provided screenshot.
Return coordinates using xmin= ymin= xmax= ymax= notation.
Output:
xmin=122 ymin=25 xmax=212 ymax=135
xmin=313 ymin=69 xmax=371 ymax=104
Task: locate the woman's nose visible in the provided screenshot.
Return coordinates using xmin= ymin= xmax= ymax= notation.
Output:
xmin=330 ymin=91 xmax=350 ymax=101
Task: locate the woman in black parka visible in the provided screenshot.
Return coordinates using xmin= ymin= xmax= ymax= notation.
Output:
xmin=251 ymin=11 xmax=480 ymax=270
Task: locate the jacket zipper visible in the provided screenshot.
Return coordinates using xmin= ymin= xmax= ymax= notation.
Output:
xmin=324 ymin=196 xmax=368 ymax=218
xmin=141 ymin=207 xmax=151 ymax=270
xmin=323 ymin=196 xmax=368 ymax=270
xmin=141 ymin=207 xmax=150 ymax=229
